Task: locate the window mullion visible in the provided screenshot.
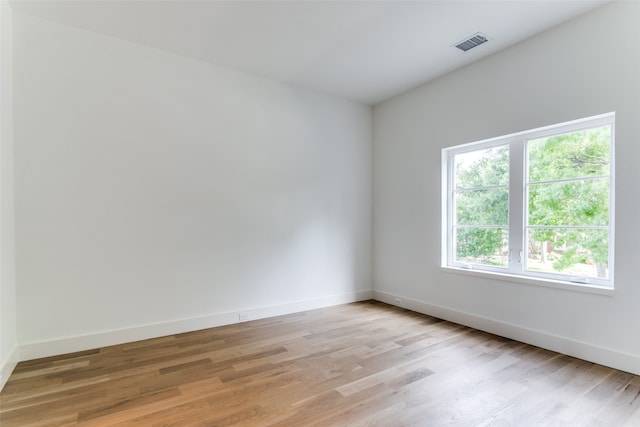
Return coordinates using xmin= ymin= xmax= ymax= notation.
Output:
xmin=508 ymin=139 xmax=524 ymax=273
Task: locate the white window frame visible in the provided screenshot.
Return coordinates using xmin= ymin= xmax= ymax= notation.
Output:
xmin=442 ymin=113 xmax=615 ymax=290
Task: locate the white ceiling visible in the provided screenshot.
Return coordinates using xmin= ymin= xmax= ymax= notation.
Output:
xmin=10 ymin=0 xmax=609 ymax=105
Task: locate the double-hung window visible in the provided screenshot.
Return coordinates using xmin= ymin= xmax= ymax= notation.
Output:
xmin=443 ymin=113 xmax=614 ymax=288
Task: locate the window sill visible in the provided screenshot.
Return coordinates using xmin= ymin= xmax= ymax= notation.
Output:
xmin=441 ymin=266 xmax=614 ymax=296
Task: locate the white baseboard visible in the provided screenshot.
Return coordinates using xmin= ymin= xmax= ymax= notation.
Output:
xmin=19 ymin=290 xmax=372 ymax=362
xmin=0 ymin=345 xmax=19 ymax=392
xmin=373 ymin=290 xmax=640 ymax=376
xmin=18 ymin=288 xmax=636 ymax=381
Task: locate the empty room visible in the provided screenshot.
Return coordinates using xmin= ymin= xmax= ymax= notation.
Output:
xmin=1 ymin=0 xmax=639 ymax=425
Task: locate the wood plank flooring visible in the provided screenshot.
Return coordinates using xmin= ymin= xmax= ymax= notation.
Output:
xmin=1 ymin=301 xmax=639 ymax=426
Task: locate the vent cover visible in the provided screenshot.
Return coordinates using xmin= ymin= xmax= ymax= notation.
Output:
xmin=454 ymin=33 xmax=488 ymax=52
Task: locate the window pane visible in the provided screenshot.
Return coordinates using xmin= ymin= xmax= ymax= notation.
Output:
xmin=526 ymin=228 xmax=609 ymax=279
xmin=528 ymin=178 xmax=609 ymax=227
xmin=455 ymin=145 xmax=509 ymax=188
xmin=456 ymin=188 xmax=508 ymax=225
xmin=528 ymin=126 xmax=611 ymax=182
xmin=455 ymin=227 xmax=508 ymax=267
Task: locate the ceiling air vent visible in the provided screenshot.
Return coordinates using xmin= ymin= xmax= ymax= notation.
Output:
xmin=454 ymin=33 xmax=488 ymax=52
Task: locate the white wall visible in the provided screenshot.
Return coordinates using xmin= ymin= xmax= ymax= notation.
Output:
xmin=0 ymin=0 xmax=18 ymax=390
xmin=373 ymin=1 xmax=640 ymax=374
xmin=13 ymin=13 xmax=372 ymax=359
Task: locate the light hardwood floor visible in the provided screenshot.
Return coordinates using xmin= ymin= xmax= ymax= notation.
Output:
xmin=1 ymin=301 xmax=639 ymax=426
